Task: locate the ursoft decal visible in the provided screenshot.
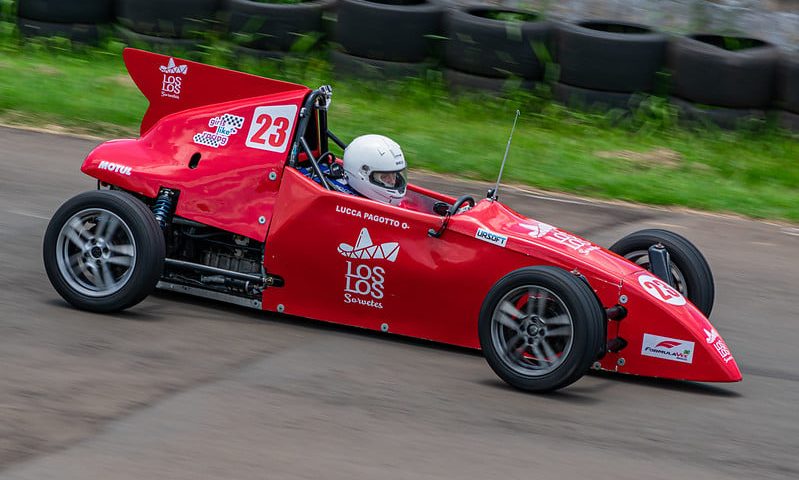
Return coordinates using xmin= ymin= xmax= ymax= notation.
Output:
xmin=475 ymin=228 xmax=507 ymax=247
xmin=703 ymin=327 xmax=735 ymax=364
xmin=641 ymin=334 xmax=695 ymax=364
xmin=159 ymin=58 xmax=188 ymax=100
xmin=245 ymin=105 xmax=298 ymax=153
xmin=339 ymin=228 xmax=400 ymax=309
xmin=97 ymin=160 xmax=132 ymax=176
xmin=193 ymin=113 xmax=246 ymax=148
xmin=638 ymin=274 xmax=686 ymax=306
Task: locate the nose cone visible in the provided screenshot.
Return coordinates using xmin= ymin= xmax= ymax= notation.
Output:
xmin=609 ymin=272 xmax=742 ymax=384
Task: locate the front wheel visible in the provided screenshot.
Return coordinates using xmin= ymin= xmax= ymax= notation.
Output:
xmin=478 ymin=266 xmax=605 ymax=393
xmin=609 ymin=229 xmax=714 ymax=317
xmin=43 ymin=190 xmax=165 ymax=313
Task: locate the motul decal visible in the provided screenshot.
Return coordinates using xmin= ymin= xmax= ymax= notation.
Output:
xmin=97 ymin=160 xmax=132 ymax=176
xmin=475 ymin=228 xmax=507 ymax=247
xmin=641 ymin=334 xmax=695 ymax=364
xmin=518 ymin=221 xmax=599 ymax=255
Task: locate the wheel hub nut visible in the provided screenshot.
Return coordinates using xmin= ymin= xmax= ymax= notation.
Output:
xmin=90 ymin=246 xmax=103 ymax=258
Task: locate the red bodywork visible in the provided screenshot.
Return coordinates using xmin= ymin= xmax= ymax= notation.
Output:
xmin=82 ymin=49 xmax=741 ymax=384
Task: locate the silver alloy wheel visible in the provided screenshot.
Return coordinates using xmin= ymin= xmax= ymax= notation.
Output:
xmin=623 ymin=249 xmax=688 ymax=297
xmin=55 ymin=208 xmax=137 ymax=297
xmin=490 ymin=285 xmax=574 ymax=377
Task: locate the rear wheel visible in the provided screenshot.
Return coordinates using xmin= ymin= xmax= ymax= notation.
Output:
xmin=43 ymin=190 xmax=165 ymax=313
xmin=610 ymin=229 xmax=714 ymax=316
xmin=479 ymin=266 xmax=605 ymax=392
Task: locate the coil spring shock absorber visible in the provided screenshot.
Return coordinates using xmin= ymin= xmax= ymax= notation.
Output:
xmin=152 ymin=188 xmax=175 ymax=229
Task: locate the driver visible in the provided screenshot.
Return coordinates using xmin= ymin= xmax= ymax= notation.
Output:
xmin=342 ymin=134 xmax=408 ymax=206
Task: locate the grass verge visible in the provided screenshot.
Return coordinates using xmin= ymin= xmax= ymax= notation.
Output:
xmin=0 ymin=34 xmax=797 ymax=222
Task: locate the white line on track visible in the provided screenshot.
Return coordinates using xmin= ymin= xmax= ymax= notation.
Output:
xmin=5 ymin=209 xmax=49 ymax=220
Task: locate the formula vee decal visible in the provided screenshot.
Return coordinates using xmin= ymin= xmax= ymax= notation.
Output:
xmin=193 ymin=113 xmax=246 ymax=148
xmin=641 ymin=334 xmax=695 ymax=364
xmin=638 ymin=274 xmax=686 ymax=306
xmin=245 ymin=105 xmax=298 ymax=153
xmin=339 ymin=228 xmax=400 ymax=310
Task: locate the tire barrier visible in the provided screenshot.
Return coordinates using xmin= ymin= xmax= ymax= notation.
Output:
xmin=554 ymin=20 xmax=665 ymax=110
xmin=18 ymin=18 xmax=103 ymax=44
xmin=669 ymin=97 xmax=767 ymax=130
xmin=779 ymin=111 xmax=799 ymax=133
xmin=115 ymin=0 xmax=220 ymax=39
xmin=18 ymin=0 xmax=113 ymax=24
xmin=777 ymin=54 xmax=799 ymax=114
xmin=330 ymin=50 xmax=431 ymax=80
xmin=17 ymin=0 xmax=112 ymax=44
xmin=114 ymin=24 xmax=199 ymax=55
xmin=552 ymin=82 xmax=642 ymax=111
xmin=445 ymin=68 xmax=536 ymax=95
xmin=227 ymin=0 xmax=336 ymax=53
xmin=668 ymin=34 xmax=778 ymax=109
xmin=335 ymin=0 xmax=443 ymax=62
xmin=443 ymin=6 xmax=550 ymax=80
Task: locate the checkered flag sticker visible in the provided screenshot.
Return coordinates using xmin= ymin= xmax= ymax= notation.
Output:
xmin=221 ymin=114 xmax=245 ymax=130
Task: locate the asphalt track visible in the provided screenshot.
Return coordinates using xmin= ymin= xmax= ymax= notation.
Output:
xmin=0 ymin=125 xmax=798 ymax=479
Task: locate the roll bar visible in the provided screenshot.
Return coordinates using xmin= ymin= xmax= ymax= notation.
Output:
xmin=288 ymin=85 xmax=348 ymax=190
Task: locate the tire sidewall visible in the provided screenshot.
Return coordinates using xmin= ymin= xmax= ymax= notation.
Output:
xmin=43 ymin=190 xmax=165 ymax=313
xmin=478 ymin=266 xmax=604 ymax=392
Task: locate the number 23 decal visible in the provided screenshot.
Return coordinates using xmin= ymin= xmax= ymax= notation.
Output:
xmin=245 ymin=105 xmax=298 ymax=153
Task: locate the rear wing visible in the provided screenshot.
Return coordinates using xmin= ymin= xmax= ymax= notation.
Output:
xmin=123 ymin=48 xmax=310 ymax=136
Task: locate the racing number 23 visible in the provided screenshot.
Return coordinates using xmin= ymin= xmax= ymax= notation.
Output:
xmin=245 ymin=105 xmax=298 ymax=153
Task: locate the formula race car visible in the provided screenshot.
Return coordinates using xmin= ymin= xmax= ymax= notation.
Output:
xmin=42 ymin=49 xmax=741 ymax=392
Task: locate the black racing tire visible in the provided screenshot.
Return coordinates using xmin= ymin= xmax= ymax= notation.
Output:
xmin=778 ymin=110 xmax=799 ymax=133
xmin=445 ymin=68 xmax=536 ymax=95
xmin=227 ymin=0 xmax=335 ymax=52
xmin=668 ymin=34 xmax=778 ymax=109
xmin=233 ymin=45 xmax=289 ymax=62
xmin=670 ymin=97 xmax=766 ymax=130
xmin=555 ymin=20 xmax=666 ymax=93
xmin=331 ymin=50 xmax=431 ymax=80
xmin=335 ymin=0 xmax=443 ymax=62
xmin=443 ymin=5 xmax=550 ymax=79
xmin=43 ymin=190 xmax=165 ymax=313
xmin=18 ymin=18 xmax=103 ymax=44
xmin=114 ymin=25 xmax=200 ymax=55
xmin=18 ymin=0 xmax=113 ymax=24
xmin=478 ymin=266 xmax=605 ymax=393
xmin=610 ymin=229 xmax=714 ymax=317
xmin=115 ymin=0 xmax=220 ymax=39
xmin=553 ymin=82 xmax=642 ymax=111
xmin=777 ymin=54 xmax=799 ymax=114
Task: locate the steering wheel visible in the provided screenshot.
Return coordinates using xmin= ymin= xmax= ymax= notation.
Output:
xmin=448 ymin=195 xmax=476 ymax=216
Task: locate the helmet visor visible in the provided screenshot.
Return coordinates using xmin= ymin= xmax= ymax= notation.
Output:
xmin=369 ymin=168 xmax=407 ymax=194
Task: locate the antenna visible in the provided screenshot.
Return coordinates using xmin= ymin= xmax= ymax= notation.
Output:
xmin=490 ymin=110 xmax=520 ymax=201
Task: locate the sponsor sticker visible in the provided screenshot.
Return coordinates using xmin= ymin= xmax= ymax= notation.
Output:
xmin=641 ymin=333 xmax=695 ymax=364
xmin=518 ymin=221 xmax=599 ymax=255
xmin=98 ymin=160 xmax=132 ymax=176
xmin=245 ymin=105 xmax=298 ymax=153
xmin=159 ymin=58 xmax=188 ymax=100
xmin=703 ymin=327 xmax=735 ymax=364
xmin=475 ymin=228 xmax=507 ymax=247
xmin=193 ymin=113 xmax=246 ymax=148
xmin=338 ymin=228 xmax=400 ymax=310
xmin=638 ymin=274 xmax=686 ymax=306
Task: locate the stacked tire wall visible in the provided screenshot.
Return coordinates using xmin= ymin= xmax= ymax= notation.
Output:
xmin=17 ymin=0 xmax=113 ymax=44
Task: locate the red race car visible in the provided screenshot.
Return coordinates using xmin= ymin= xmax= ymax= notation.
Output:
xmin=42 ymin=49 xmax=741 ymax=392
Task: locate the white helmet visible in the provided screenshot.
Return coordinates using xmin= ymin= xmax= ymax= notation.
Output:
xmin=343 ymin=134 xmax=408 ymax=205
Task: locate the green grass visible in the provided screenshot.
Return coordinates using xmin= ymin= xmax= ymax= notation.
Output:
xmin=0 ymin=30 xmax=798 ymax=222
